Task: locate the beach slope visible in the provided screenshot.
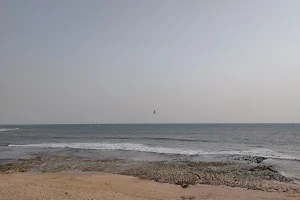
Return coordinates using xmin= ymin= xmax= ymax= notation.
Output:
xmin=0 ymin=173 xmax=299 ymax=200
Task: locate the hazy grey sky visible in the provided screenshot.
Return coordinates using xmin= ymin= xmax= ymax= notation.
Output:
xmin=1 ymin=0 xmax=300 ymax=124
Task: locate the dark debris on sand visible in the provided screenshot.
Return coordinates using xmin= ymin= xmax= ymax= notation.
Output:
xmin=0 ymin=156 xmax=299 ymax=193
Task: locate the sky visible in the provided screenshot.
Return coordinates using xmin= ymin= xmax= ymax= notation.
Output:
xmin=1 ymin=0 xmax=300 ymax=124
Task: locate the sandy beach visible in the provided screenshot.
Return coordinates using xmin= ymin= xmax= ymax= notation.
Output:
xmin=1 ymin=156 xmax=300 ymax=199
xmin=0 ymin=173 xmax=300 ymax=200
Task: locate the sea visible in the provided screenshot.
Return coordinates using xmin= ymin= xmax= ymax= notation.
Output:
xmin=0 ymin=124 xmax=299 ymax=182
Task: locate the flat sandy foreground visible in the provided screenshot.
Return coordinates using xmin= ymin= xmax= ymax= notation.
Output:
xmin=0 ymin=173 xmax=300 ymax=200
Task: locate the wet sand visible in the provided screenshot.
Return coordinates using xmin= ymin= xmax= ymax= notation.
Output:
xmin=1 ymin=156 xmax=300 ymax=199
xmin=1 ymin=173 xmax=300 ymax=200
xmin=1 ymin=156 xmax=298 ymax=191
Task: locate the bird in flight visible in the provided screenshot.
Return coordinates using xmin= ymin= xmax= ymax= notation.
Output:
xmin=153 ymin=110 xmax=156 ymax=114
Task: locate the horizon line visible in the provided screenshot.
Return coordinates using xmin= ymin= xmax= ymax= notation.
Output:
xmin=1 ymin=122 xmax=300 ymax=126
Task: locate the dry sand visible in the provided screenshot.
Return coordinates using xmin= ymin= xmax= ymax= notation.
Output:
xmin=0 ymin=173 xmax=300 ymax=200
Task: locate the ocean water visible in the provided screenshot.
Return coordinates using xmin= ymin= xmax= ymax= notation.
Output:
xmin=0 ymin=124 xmax=299 ymax=181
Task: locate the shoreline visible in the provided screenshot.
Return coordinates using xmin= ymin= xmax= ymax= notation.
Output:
xmin=1 ymin=173 xmax=300 ymax=200
xmin=1 ymin=156 xmax=300 ymax=192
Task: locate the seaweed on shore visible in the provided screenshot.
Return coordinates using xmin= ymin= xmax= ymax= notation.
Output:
xmin=42 ymin=165 xmax=72 ymax=173
xmin=0 ymin=156 xmax=298 ymax=193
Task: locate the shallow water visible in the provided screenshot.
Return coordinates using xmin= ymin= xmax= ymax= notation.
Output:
xmin=1 ymin=124 xmax=299 ymax=181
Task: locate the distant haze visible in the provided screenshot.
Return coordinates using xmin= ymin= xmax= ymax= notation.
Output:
xmin=1 ymin=0 xmax=300 ymax=124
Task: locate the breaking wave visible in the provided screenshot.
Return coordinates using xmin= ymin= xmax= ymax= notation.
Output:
xmin=0 ymin=128 xmax=19 ymax=132
xmin=8 ymin=142 xmax=300 ymax=161
xmin=100 ymin=136 xmax=207 ymax=142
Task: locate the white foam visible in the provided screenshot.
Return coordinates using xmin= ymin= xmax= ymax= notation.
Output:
xmin=8 ymin=143 xmax=300 ymax=161
xmin=0 ymin=128 xmax=19 ymax=132
xmin=210 ymin=148 xmax=300 ymax=161
xmin=8 ymin=143 xmax=203 ymax=155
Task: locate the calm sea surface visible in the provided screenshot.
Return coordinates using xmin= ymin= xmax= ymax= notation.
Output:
xmin=0 ymin=124 xmax=299 ymax=181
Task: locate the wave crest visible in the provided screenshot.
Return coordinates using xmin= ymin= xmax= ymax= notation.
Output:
xmin=101 ymin=136 xmax=207 ymax=142
xmin=0 ymin=128 xmax=19 ymax=132
xmin=8 ymin=143 xmax=300 ymax=161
